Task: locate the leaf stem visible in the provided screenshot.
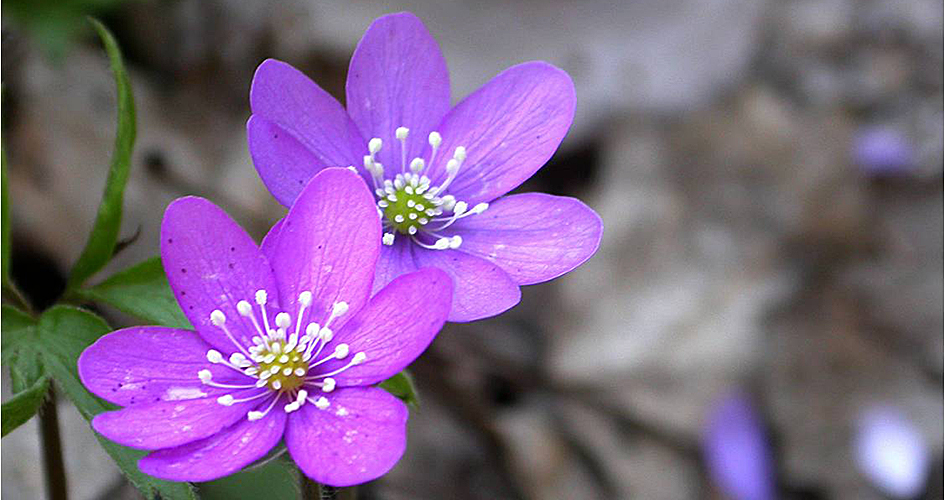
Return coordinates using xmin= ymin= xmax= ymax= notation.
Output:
xmin=39 ymin=389 xmax=68 ymax=500
xmin=3 ymin=280 xmax=36 ymax=317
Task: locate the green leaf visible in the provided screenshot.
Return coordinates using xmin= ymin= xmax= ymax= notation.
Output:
xmin=2 ymin=146 xmax=11 ymax=287
xmin=1 ymin=375 xmax=49 ymax=437
xmin=199 ymin=452 xmax=297 ymax=500
xmin=378 ymin=370 xmax=420 ymax=408
xmin=36 ymin=306 xmax=196 ymax=500
xmin=2 ymin=305 xmax=44 ymax=393
xmin=76 ymin=257 xmax=191 ymax=329
xmin=66 ymin=18 xmax=136 ymax=290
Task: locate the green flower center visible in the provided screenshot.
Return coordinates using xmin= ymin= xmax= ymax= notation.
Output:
xmin=255 ymin=340 xmax=308 ymax=392
xmin=383 ymin=188 xmax=432 ymax=234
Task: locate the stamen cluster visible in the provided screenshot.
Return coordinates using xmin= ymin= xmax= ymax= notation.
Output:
xmin=199 ymin=289 xmax=366 ymax=421
xmin=363 ymin=128 xmax=488 ymax=250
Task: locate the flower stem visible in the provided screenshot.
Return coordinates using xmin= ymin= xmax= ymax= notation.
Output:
xmin=39 ymin=389 xmax=68 ymax=500
xmin=298 ymin=474 xmax=356 ymax=500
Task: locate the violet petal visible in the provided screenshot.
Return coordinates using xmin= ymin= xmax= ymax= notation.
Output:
xmin=451 ymin=193 xmax=602 ymax=285
xmin=249 ymin=59 xmax=366 ymax=205
xmin=425 ymin=61 xmax=576 ymax=204
xmin=161 ymin=196 xmax=280 ymax=355
xmin=346 ymin=12 xmax=450 ymax=173
xmin=77 ymin=326 xmax=248 ymax=407
xmin=318 ymin=268 xmax=451 ymax=387
xmin=267 ymin=168 xmax=380 ymax=331
xmin=285 ymin=387 xmax=408 ymax=487
xmin=138 ymin=408 xmax=286 ymax=482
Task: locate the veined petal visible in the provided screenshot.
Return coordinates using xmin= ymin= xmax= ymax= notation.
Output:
xmin=321 ymin=268 xmax=451 ymax=387
xmin=267 ymin=168 xmax=380 ymax=330
xmin=412 ymin=248 xmax=520 ymax=322
xmin=346 ymin=12 xmax=450 ymax=175
xmin=371 ymin=238 xmax=418 ymax=296
xmin=138 ymin=408 xmax=286 ymax=482
xmin=161 ymin=197 xmax=279 ymax=355
xmin=450 ymin=193 xmax=602 ymax=285
xmin=249 ymin=59 xmax=366 ymax=205
xmin=91 ymin=389 xmax=263 ymax=450
xmin=426 ymin=61 xmax=576 ymax=204
xmin=285 ymin=387 xmax=408 ymax=487
xmin=78 ymin=327 xmax=248 ymax=407
xmin=260 ymin=216 xmax=285 ymax=258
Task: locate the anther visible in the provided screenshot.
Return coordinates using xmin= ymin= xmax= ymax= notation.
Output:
xmin=217 ymin=394 xmax=235 ymax=406
xmin=315 ymin=397 xmax=330 ymax=410
xmin=410 ymin=158 xmax=425 ymax=173
xmin=395 ymin=127 xmax=409 ymax=140
xmin=237 ymin=300 xmax=253 ymax=316
xmin=210 ymin=309 xmax=226 ymax=326
xmin=449 ymin=235 xmax=463 ymax=249
xmin=247 ymin=411 xmax=265 ymax=421
xmin=322 ymin=378 xmax=336 ymax=392
xmin=275 ymin=312 xmax=291 ymax=329
xmin=198 ymin=369 xmax=213 ymax=383
xmin=255 ymin=289 xmax=268 ymax=305
xmin=206 ymin=350 xmax=224 ymax=363
xmin=453 ymin=146 xmax=467 ymax=161
xmin=369 ymin=138 xmax=383 ymax=154
xmin=352 ymin=352 xmax=367 ymax=364
xmin=331 ymin=301 xmax=349 ymax=319
xmin=298 ymin=291 xmax=313 ymax=307
xmin=334 ymin=344 xmax=350 ymax=359
xmin=383 ymin=233 xmax=395 ymax=245
xmin=428 ymin=131 xmax=442 ymax=148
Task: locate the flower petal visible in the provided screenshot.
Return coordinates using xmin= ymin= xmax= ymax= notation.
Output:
xmin=78 ymin=327 xmax=249 ymax=407
xmin=161 ymin=197 xmax=279 ymax=355
xmin=268 ymin=168 xmax=380 ymax=330
xmin=138 ymin=408 xmax=286 ymax=482
xmin=285 ymin=387 xmax=408 ymax=487
xmin=412 ymin=248 xmax=521 ymax=322
xmin=259 ymin=216 xmax=285 ymax=258
xmin=346 ymin=12 xmax=450 ymax=175
xmin=450 ymin=193 xmax=602 ymax=285
xmin=91 ymin=389 xmax=264 ymax=450
xmin=372 ymin=237 xmax=418 ymax=297
xmin=249 ymin=59 xmax=366 ymax=205
xmin=317 ymin=268 xmax=451 ymax=387
xmin=426 ymin=61 xmax=576 ymax=204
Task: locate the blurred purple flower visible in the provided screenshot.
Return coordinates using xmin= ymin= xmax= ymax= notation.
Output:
xmin=852 ymin=126 xmax=915 ymax=176
xmin=702 ymin=391 xmax=774 ymax=500
xmin=78 ymin=168 xmax=451 ymax=486
xmin=247 ymin=12 xmax=602 ymax=322
xmin=855 ymin=405 xmax=930 ymax=499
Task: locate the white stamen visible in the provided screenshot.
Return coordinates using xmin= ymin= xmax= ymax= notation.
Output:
xmin=206 ymin=350 xmax=223 ymax=363
xmin=383 ymin=233 xmax=395 ymax=245
xmin=428 ymin=131 xmax=442 ymax=148
xmin=314 ymin=397 xmax=330 ymax=410
xmin=255 ymin=289 xmax=268 ymax=305
xmin=449 ymin=235 xmax=463 ymax=249
xmin=322 ymin=378 xmax=336 ymax=392
xmin=237 ymin=300 xmax=253 ymax=316
xmin=217 ymin=394 xmax=235 ymax=406
xmin=395 ymin=126 xmax=409 ymax=140
xmin=352 ymin=352 xmax=367 ymax=364
xmin=369 ymin=137 xmax=383 ymax=154
xmin=298 ymin=291 xmax=313 ymax=307
xmin=453 ymin=146 xmax=467 ymax=161
xmin=275 ymin=312 xmax=291 ymax=330
xmin=334 ymin=344 xmax=350 ymax=359
xmin=210 ymin=309 xmax=226 ymax=326
xmin=198 ymin=369 xmax=213 ymax=383
xmin=410 ymin=158 xmax=425 ymax=173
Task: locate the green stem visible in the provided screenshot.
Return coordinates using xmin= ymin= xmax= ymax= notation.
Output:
xmin=3 ymin=280 xmax=35 ymax=316
xmin=39 ymin=389 xmax=68 ymax=500
xmin=298 ymin=474 xmax=356 ymax=500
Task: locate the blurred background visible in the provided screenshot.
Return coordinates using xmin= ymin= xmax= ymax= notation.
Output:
xmin=1 ymin=0 xmax=942 ymax=499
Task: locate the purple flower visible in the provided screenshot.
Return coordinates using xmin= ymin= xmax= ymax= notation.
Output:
xmin=247 ymin=12 xmax=602 ymax=322
xmin=78 ymin=168 xmax=452 ymax=486
xmin=852 ymin=125 xmax=915 ymax=176
xmin=855 ymin=405 xmax=930 ymax=499
xmin=702 ymin=391 xmax=775 ymax=500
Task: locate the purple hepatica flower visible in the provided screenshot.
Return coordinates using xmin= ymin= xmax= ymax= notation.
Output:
xmin=855 ymin=405 xmax=930 ymax=499
xmin=702 ymin=391 xmax=775 ymax=500
xmin=78 ymin=168 xmax=451 ymax=486
xmin=852 ymin=126 xmax=915 ymax=176
xmin=247 ymin=12 xmax=602 ymax=322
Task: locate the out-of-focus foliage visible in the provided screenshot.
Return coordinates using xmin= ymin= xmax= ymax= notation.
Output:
xmin=2 ymin=0 xmax=127 ymax=58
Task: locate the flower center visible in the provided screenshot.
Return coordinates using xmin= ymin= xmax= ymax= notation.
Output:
xmin=199 ymin=290 xmax=367 ymax=421
xmin=362 ymin=127 xmax=488 ymax=249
